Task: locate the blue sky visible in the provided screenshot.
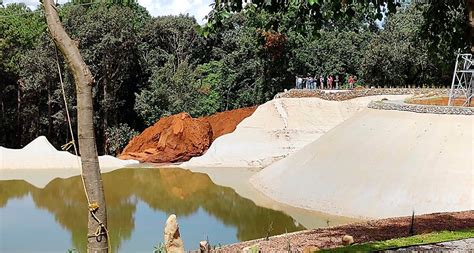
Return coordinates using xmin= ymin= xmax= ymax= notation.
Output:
xmin=3 ymin=0 xmax=214 ymax=24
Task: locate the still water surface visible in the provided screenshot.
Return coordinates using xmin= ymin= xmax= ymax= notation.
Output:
xmin=0 ymin=168 xmax=305 ymax=252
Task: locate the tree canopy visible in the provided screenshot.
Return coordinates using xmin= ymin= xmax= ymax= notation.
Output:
xmin=0 ymin=1 xmax=469 ymax=153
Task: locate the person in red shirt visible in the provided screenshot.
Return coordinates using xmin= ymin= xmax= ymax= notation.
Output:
xmin=348 ymin=75 xmax=355 ymax=89
xmin=327 ymin=75 xmax=334 ymax=90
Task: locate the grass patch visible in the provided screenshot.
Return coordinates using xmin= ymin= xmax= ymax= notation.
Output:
xmin=321 ymin=229 xmax=474 ymax=252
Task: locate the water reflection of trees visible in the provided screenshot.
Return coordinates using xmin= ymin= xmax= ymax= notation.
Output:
xmin=0 ymin=180 xmax=32 ymax=207
xmin=0 ymin=168 xmax=305 ymax=252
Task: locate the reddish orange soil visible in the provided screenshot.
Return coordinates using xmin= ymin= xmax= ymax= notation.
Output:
xmin=219 ymin=211 xmax=474 ymax=252
xmin=202 ymin=106 xmax=257 ymax=141
xmin=120 ymin=113 xmax=212 ymax=163
xmin=408 ymin=96 xmax=473 ymax=107
xmin=120 ymin=107 xmax=256 ymax=163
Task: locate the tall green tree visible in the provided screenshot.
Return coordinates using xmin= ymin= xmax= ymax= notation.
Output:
xmin=0 ymin=4 xmax=45 ymax=146
xmin=361 ymin=3 xmax=468 ymax=87
xmin=63 ymin=3 xmax=149 ymax=153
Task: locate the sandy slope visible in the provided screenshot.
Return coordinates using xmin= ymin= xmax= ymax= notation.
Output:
xmin=182 ymin=95 xmax=409 ymax=168
xmin=0 ymin=136 xmax=138 ymax=170
xmin=250 ymin=108 xmax=474 ymax=218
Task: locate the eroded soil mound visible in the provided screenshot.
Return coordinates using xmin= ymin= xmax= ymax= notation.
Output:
xmin=120 ymin=107 xmax=256 ymax=163
xmin=202 ymin=106 xmax=257 ymax=141
xmin=120 ymin=113 xmax=212 ymax=163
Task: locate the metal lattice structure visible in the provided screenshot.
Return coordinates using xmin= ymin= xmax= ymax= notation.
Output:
xmin=449 ymin=54 xmax=474 ymax=106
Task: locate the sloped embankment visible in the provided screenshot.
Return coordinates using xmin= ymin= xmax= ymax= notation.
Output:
xmin=182 ymin=95 xmax=409 ymax=168
xmin=119 ymin=107 xmax=256 ymax=163
xmin=250 ymin=108 xmax=474 ymax=218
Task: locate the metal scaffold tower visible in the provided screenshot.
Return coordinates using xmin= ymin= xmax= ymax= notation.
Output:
xmin=449 ymin=54 xmax=474 ymax=106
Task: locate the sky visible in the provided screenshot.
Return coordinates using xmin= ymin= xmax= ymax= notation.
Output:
xmin=3 ymin=0 xmax=214 ymax=24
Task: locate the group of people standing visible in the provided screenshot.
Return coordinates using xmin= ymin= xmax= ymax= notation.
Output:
xmin=295 ymin=74 xmax=357 ymax=90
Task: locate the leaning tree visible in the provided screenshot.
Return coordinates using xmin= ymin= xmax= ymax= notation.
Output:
xmin=42 ymin=0 xmax=109 ymax=252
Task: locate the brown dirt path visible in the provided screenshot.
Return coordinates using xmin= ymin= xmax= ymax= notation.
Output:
xmin=216 ymin=211 xmax=474 ymax=252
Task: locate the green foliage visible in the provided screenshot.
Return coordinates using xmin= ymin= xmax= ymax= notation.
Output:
xmin=290 ymin=29 xmax=372 ymax=79
xmin=105 ymin=123 xmax=139 ymax=156
xmin=206 ymin=0 xmax=397 ymax=35
xmin=359 ymin=4 xmax=461 ymax=87
xmin=422 ymin=0 xmax=469 ymax=80
xmin=71 ymin=0 xmax=138 ymax=5
xmin=0 ymin=3 xmax=45 ymax=72
xmin=0 ymin=0 xmax=469 ymax=151
xmin=152 ymin=242 xmax=166 ymax=253
xmin=17 ymin=34 xmax=70 ymax=148
xmin=0 ymin=3 xmax=47 ymax=147
xmin=194 ymin=61 xmax=224 ymax=115
xmin=62 ymin=3 xmax=149 ymax=152
xmin=135 ymin=59 xmax=198 ymax=125
xmin=321 ymin=229 xmax=474 ymax=252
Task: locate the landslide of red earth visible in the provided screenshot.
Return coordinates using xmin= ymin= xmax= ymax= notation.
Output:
xmin=120 ymin=107 xmax=256 ymax=163
xmin=203 ymin=106 xmax=257 ymax=141
xmin=120 ymin=113 xmax=212 ymax=163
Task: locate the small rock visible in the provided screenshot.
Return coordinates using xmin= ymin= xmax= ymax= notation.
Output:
xmin=200 ymin=240 xmax=210 ymax=253
xmin=303 ymin=245 xmax=320 ymax=253
xmin=342 ymin=235 xmax=354 ymax=245
xmin=164 ymin=214 xmax=185 ymax=253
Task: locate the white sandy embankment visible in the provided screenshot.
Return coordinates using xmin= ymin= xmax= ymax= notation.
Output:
xmin=182 ymin=95 xmax=409 ymax=168
xmin=250 ymin=108 xmax=474 ymax=219
xmin=0 ymin=136 xmax=138 ymax=187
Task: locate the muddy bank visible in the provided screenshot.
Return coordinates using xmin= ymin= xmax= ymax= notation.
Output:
xmin=120 ymin=107 xmax=256 ymax=163
xmin=217 ymin=210 xmax=474 ymax=252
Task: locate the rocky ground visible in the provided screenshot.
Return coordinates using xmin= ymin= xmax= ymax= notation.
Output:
xmin=368 ymin=100 xmax=474 ymax=115
xmin=391 ymin=238 xmax=474 ymax=252
xmin=275 ymin=88 xmax=448 ymax=101
xmin=214 ymin=211 xmax=474 ymax=252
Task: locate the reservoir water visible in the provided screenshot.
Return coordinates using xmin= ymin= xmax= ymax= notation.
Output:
xmin=0 ymin=167 xmax=354 ymax=252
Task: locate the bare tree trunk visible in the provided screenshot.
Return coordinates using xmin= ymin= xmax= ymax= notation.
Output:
xmin=469 ymin=0 xmax=474 ymax=53
xmin=42 ymin=1 xmax=109 ymax=252
xmin=48 ymin=82 xmax=53 ymax=140
xmin=17 ymin=79 xmax=22 ymax=146
xmin=103 ymin=72 xmax=108 ymax=155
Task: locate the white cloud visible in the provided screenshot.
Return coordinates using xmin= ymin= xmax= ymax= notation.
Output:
xmin=3 ymin=0 xmax=41 ymax=10
xmin=3 ymin=0 xmax=213 ymax=24
xmin=137 ymin=0 xmax=212 ymax=24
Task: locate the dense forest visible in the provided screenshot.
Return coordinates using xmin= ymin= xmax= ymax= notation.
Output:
xmin=0 ymin=1 xmax=469 ymax=154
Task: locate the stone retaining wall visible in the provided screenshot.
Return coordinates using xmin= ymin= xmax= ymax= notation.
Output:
xmin=275 ymin=88 xmax=449 ymax=101
xmin=275 ymin=88 xmax=473 ymax=115
xmin=368 ymin=100 xmax=474 ymax=115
